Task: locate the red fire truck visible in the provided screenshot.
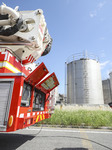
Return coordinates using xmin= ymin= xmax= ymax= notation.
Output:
xmin=0 ymin=4 xmax=59 ymax=132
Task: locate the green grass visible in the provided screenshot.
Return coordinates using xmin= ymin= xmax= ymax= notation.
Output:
xmin=36 ymin=109 xmax=112 ymax=128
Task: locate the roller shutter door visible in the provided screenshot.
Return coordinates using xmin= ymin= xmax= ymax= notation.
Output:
xmin=0 ymin=80 xmax=13 ymax=127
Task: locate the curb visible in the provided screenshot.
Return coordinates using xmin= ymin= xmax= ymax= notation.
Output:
xmin=34 ymin=124 xmax=112 ymax=130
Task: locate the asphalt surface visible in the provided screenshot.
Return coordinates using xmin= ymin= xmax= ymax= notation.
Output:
xmin=0 ymin=127 xmax=112 ymax=150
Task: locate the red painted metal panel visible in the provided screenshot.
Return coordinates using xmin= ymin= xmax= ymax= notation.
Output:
xmin=36 ymin=72 xmax=59 ymax=93
xmin=0 ymin=51 xmax=30 ymax=76
xmin=0 ymin=68 xmax=13 ymax=73
xmin=25 ymin=62 xmax=49 ymax=86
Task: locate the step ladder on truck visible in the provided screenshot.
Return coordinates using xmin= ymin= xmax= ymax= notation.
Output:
xmin=0 ymin=3 xmax=59 ymax=132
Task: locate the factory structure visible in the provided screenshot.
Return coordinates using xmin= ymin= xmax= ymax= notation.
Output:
xmin=102 ymin=79 xmax=112 ymax=104
xmin=65 ymin=52 xmax=112 ymax=105
xmin=102 ymin=72 xmax=112 ymax=104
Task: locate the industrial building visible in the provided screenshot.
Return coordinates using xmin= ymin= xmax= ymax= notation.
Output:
xmin=102 ymin=79 xmax=112 ymax=104
xmin=109 ymin=72 xmax=112 ymax=94
xmin=66 ymin=53 xmax=104 ymax=104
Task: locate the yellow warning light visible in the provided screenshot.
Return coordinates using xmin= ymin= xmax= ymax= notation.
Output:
xmin=8 ymin=115 xmax=13 ymax=127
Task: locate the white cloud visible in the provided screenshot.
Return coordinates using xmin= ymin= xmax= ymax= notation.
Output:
xmin=89 ymin=11 xmax=97 ymax=18
xmin=100 ymin=61 xmax=109 ymax=70
xmin=97 ymin=1 xmax=106 ymax=9
xmin=89 ymin=1 xmax=106 ymax=18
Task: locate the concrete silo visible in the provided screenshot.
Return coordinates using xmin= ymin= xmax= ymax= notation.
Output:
xmin=66 ymin=54 xmax=104 ymax=104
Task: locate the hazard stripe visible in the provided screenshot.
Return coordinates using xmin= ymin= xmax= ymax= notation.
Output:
xmin=36 ymin=114 xmax=45 ymax=122
xmin=43 ymin=114 xmax=45 ymax=120
xmin=36 ymin=115 xmax=40 ymax=122
xmin=0 ymin=61 xmax=21 ymax=73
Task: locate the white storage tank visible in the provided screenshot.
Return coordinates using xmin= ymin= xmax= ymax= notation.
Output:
xmin=67 ymin=54 xmax=104 ymax=104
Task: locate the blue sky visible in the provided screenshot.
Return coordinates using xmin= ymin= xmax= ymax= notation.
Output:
xmin=2 ymin=0 xmax=112 ymax=94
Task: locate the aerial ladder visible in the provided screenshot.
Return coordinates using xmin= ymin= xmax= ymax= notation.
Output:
xmin=0 ymin=4 xmax=59 ymax=132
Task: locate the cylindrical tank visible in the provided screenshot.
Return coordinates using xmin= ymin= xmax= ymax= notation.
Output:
xmin=102 ymin=79 xmax=112 ymax=104
xmin=67 ymin=57 xmax=104 ymax=104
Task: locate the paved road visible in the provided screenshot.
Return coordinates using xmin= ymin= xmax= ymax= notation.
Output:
xmin=0 ymin=127 xmax=112 ymax=150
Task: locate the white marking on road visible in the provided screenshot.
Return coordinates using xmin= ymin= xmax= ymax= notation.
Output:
xmin=26 ymin=128 xmax=112 ymax=134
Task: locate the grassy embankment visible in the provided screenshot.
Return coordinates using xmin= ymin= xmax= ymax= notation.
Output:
xmin=36 ymin=106 xmax=112 ymax=128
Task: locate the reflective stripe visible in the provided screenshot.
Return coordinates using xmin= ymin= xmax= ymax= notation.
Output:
xmin=27 ymin=113 xmax=30 ymax=117
xmin=0 ymin=61 xmax=21 ymax=73
xmin=19 ymin=113 xmax=24 ymax=118
xmin=17 ymin=106 xmax=20 ymax=117
xmin=19 ymin=86 xmax=23 ymax=96
xmin=33 ymin=112 xmax=35 ymax=116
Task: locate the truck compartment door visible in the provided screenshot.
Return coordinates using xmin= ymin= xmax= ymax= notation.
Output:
xmin=36 ymin=72 xmax=59 ymax=93
xmin=25 ymin=62 xmax=49 ymax=86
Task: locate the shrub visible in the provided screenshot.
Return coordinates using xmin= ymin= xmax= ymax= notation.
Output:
xmin=36 ymin=108 xmax=112 ymax=128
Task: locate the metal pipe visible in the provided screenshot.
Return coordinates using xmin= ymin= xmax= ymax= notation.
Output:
xmin=0 ymin=19 xmax=10 ymax=26
xmin=0 ymin=5 xmax=20 ymax=19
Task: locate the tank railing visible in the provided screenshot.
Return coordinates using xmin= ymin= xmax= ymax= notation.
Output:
xmin=66 ymin=52 xmax=99 ymax=64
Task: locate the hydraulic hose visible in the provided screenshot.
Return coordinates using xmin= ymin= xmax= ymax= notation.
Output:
xmin=0 ymin=18 xmax=23 ymax=36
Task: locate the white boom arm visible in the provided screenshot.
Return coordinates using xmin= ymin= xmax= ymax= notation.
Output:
xmin=0 ymin=4 xmax=52 ymax=64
